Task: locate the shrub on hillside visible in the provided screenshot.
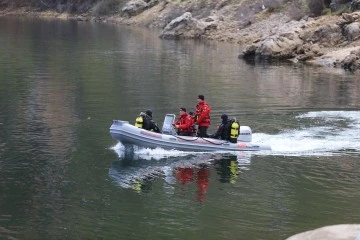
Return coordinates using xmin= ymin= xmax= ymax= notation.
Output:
xmin=0 ymin=0 xmax=34 ymax=9
xmin=92 ymin=0 xmax=123 ymax=16
xmin=308 ymin=0 xmax=325 ymax=16
xmin=91 ymin=0 xmax=124 ymax=17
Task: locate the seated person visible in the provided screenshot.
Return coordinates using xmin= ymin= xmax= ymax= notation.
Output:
xmin=209 ymin=114 xmax=230 ymax=140
xmin=189 ymin=112 xmax=197 ymax=133
xmin=173 ymin=107 xmax=194 ymax=136
xmin=135 ymin=109 xmax=161 ymax=133
xmin=188 ymin=111 xmax=197 ymax=133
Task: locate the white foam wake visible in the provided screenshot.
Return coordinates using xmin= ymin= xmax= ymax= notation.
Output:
xmin=255 ymin=111 xmax=360 ymax=156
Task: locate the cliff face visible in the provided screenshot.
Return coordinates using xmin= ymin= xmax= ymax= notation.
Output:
xmin=1 ymin=0 xmax=360 ymax=71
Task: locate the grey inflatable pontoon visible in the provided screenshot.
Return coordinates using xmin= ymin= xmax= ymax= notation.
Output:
xmin=109 ymin=114 xmax=271 ymax=152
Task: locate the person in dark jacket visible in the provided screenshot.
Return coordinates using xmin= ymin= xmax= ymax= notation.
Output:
xmin=194 ymin=94 xmax=211 ymax=137
xmin=137 ymin=109 xmax=161 ymax=133
xmin=209 ymin=114 xmax=230 ymax=140
xmin=173 ymin=107 xmax=194 ymax=136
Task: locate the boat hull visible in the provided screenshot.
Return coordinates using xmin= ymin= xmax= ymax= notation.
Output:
xmin=110 ymin=120 xmax=271 ymax=152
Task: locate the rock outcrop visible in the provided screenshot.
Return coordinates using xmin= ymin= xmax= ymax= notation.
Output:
xmin=286 ymin=224 xmax=360 ymax=240
xmin=239 ymin=11 xmax=360 ymax=70
xmin=159 ymin=12 xmax=219 ymax=39
xmin=121 ymin=0 xmax=149 ymax=17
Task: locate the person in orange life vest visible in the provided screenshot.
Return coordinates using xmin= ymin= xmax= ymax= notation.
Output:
xmin=195 ymin=94 xmax=211 ymax=137
xmin=173 ymin=107 xmax=194 ymax=136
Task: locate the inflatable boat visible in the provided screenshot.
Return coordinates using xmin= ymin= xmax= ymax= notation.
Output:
xmin=109 ymin=114 xmax=271 ymax=152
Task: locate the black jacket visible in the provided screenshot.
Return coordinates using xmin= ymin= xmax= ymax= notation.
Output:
xmin=210 ymin=120 xmax=230 ymax=140
xmin=140 ymin=113 xmax=161 ymax=133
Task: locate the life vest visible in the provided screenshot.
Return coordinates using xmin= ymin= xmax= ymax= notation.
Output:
xmin=229 ymin=120 xmax=240 ymax=143
xmin=135 ymin=114 xmax=153 ymax=131
xmin=135 ymin=116 xmax=144 ymax=128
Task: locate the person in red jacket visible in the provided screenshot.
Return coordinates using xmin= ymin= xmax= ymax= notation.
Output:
xmin=195 ymin=94 xmax=211 ymax=137
xmin=174 ymin=107 xmax=194 ymax=136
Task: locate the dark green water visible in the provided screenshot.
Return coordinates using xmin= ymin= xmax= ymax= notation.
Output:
xmin=0 ymin=16 xmax=360 ymax=240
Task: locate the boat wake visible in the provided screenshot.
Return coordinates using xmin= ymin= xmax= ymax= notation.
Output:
xmin=110 ymin=143 xmax=200 ymax=160
xmin=255 ymin=111 xmax=360 ymax=156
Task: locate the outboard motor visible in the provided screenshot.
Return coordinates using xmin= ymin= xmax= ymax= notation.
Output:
xmin=237 ymin=126 xmax=252 ymax=142
xmin=161 ymin=114 xmax=177 ymax=135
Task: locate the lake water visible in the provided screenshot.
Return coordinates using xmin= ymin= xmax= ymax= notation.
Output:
xmin=0 ymin=16 xmax=360 ymax=240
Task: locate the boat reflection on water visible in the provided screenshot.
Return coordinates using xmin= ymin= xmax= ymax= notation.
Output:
xmin=174 ymin=165 xmax=210 ymax=202
xmin=214 ymin=154 xmax=251 ymax=184
xmin=108 ymin=144 xmax=252 ymax=202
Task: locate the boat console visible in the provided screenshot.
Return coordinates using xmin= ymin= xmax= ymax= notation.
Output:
xmin=161 ymin=114 xmax=177 ymax=135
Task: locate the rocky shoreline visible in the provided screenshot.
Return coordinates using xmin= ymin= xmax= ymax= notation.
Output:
xmin=1 ymin=0 xmax=360 ymax=71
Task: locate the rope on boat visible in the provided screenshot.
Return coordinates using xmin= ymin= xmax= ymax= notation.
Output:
xmin=170 ymin=126 xmax=224 ymax=145
xmin=172 ymin=135 xmax=225 ymax=145
xmin=172 ymin=135 xmax=199 ymax=142
xmin=201 ymin=137 xmax=225 ymax=145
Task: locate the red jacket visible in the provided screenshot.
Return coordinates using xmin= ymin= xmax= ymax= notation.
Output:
xmin=195 ymin=100 xmax=211 ymax=127
xmin=174 ymin=113 xmax=194 ymax=134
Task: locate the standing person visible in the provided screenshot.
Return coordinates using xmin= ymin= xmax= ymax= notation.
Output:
xmin=195 ymin=94 xmax=211 ymax=137
xmin=209 ymin=114 xmax=230 ymax=140
xmin=173 ymin=107 xmax=194 ymax=136
xmin=135 ymin=109 xmax=161 ymax=133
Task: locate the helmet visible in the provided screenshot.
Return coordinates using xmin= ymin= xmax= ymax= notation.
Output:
xmin=221 ymin=114 xmax=228 ymax=121
xmin=145 ymin=109 xmax=152 ymax=118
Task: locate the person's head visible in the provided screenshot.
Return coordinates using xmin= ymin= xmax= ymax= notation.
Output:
xmin=189 ymin=111 xmax=194 ymax=116
xmin=179 ymin=107 xmax=186 ymax=116
xmin=221 ymin=114 xmax=228 ymax=123
xmin=197 ymin=94 xmax=204 ymax=102
xmin=145 ymin=109 xmax=152 ymax=118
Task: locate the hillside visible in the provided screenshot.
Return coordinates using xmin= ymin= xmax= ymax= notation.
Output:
xmin=1 ymin=0 xmax=360 ymax=71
